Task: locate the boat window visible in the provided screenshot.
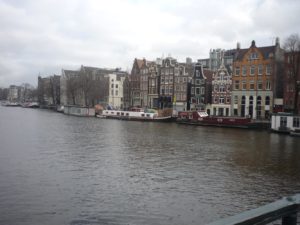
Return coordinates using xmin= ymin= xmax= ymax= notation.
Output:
xmin=293 ymin=117 xmax=300 ymax=128
xmin=111 ymin=112 xmax=114 ymax=114
xmin=117 ymin=112 xmax=120 ymax=115
xmin=146 ymin=114 xmax=150 ymax=117
xmin=126 ymin=113 xmax=129 ymax=116
xmin=106 ymin=111 xmax=108 ymax=114
xmin=121 ymin=112 xmax=124 ymax=116
xmin=141 ymin=114 xmax=145 ymax=117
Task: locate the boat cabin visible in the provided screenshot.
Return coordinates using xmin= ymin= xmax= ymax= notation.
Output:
xmin=271 ymin=113 xmax=300 ymax=133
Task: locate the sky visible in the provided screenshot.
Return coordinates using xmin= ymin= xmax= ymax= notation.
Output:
xmin=0 ymin=0 xmax=299 ymax=87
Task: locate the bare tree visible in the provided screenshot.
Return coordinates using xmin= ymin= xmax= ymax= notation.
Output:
xmin=66 ymin=75 xmax=79 ymax=105
xmin=78 ymin=68 xmax=95 ymax=107
xmin=284 ymin=34 xmax=300 ymax=114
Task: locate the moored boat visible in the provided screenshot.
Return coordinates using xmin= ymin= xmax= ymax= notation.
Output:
xmin=177 ymin=111 xmax=257 ymax=128
xmin=100 ymin=110 xmax=173 ymax=122
xmin=290 ymin=129 xmax=300 ymax=137
xmin=4 ymin=102 xmax=21 ymax=107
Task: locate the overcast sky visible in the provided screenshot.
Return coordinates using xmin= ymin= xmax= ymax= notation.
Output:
xmin=0 ymin=0 xmax=299 ymax=87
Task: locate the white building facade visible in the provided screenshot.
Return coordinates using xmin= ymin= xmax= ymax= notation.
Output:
xmin=106 ymin=73 xmax=125 ymax=109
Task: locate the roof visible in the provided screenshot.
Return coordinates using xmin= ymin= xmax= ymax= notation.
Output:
xmin=234 ymin=45 xmax=276 ymax=61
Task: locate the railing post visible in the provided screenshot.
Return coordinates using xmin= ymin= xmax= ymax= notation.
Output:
xmin=282 ymin=213 xmax=297 ymax=225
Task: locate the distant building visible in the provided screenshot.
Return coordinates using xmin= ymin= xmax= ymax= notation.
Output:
xmin=190 ymin=63 xmax=207 ymax=111
xmin=231 ymin=39 xmax=284 ymax=119
xmin=159 ymin=57 xmax=192 ymax=111
xmin=211 ymin=60 xmax=232 ymax=116
xmin=130 ymin=58 xmax=146 ymax=107
xmin=105 ymin=73 xmax=126 ymax=109
xmin=283 ymin=51 xmax=300 ymax=114
xmin=8 ymin=85 xmax=19 ymax=102
xmin=198 ymin=48 xmax=236 ymax=71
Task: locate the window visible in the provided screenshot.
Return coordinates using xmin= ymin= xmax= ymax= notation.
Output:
xmin=234 ymin=80 xmax=240 ymax=90
xmin=196 ymin=87 xmax=200 ymax=95
xmin=258 ymin=65 xmax=263 ymax=75
xmin=280 ymin=117 xmax=287 ymax=127
xmin=242 ymin=81 xmax=247 ymax=90
xmin=250 ymin=81 xmax=255 ymax=90
xmin=111 ymin=84 xmax=114 ymax=88
xmin=111 ymin=90 xmax=114 ymax=95
xmin=219 ymin=85 xmax=225 ymax=92
xmin=250 ymin=52 xmax=258 ymax=59
xmin=196 ymin=79 xmax=200 ymax=85
xmin=191 ymin=87 xmax=194 ymax=94
xmin=226 ymin=97 xmax=230 ymax=104
xmin=201 ymin=87 xmax=205 ymax=94
xmin=250 ymin=65 xmax=255 ymax=76
xmin=115 ymin=90 xmax=118 ymax=96
xmin=257 ymin=81 xmax=263 ymax=90
xmin=116 ymin=84 xmax=118 ymax=88
xmin=234 ymin=96 xmax=238 ymax=104
xmin=242 ymin=66 xmax=247 ymax=76
xmin=293 ymin=117 xmax=300 ymax=128
xmin=235 ymin=67 xmax=240 ymax=76
xmin=219 ymin=97 xmax=224 ymax=104
xmin=266 ymin=64 xmax=272 ymax=75
xmin=265 ymin=96 xmax=270 ymax=105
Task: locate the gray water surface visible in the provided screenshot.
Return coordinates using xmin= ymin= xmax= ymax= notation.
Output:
xmin=0 ymin=106 xmax=300 ymax=225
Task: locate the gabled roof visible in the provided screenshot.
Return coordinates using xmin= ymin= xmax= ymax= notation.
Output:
xmin=63 ymin=69 xmax=79 ymax=76
xmin=234 ymin=45 xmax=276 ymax=61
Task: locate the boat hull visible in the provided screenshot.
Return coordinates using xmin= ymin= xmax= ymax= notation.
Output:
xmin=177 ymin=111 xmax=259 ymax=129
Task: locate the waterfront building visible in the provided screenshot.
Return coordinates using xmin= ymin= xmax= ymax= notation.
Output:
xmin=105 ymin=73 xmax=126 ymax=109
xmin=283 ymin=51 xmax=300 ymax=114
xmin=140 ymin=60 xmax=160 ymax=109
xmin=122 ymin=75 xmax=131 ymax=110
xmin=190 ymin=63 xmax=207 ymax=111
xmin=231 ymin=39 xmax=284 ymax=119
xmin=159 ymin=57 xmax=192 ymax=111
xmin=8 ymin=85 xmax=19 ymax=102
xmin=211 ymin=60 xmax=232 ymax=116
xmin=130 ymin=58 xmax=146 ymax=107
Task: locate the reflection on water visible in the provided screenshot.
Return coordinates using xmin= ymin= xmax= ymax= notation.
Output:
xmin=0 ymin=107 xmax=300 ymax=225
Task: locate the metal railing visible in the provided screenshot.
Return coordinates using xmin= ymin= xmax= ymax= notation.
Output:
xmin=207 ymin=194 xmax=300 ymax=225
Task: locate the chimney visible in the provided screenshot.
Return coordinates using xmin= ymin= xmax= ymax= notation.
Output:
xmin=237 ymin=42 xmax=241 ymax=50
xmin=275 ymin=37 xmax=280 ymax=46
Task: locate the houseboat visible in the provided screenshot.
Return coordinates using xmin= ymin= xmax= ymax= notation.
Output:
xmin=177 ymin=111 xmax=258 ymax=129
xmin=271 ymin=113 xmax=300 ymax=136
xmin=99 ymin=110 xmax=173 ymax=122
xmin=63 ymin=105 xmax=95 ymax=117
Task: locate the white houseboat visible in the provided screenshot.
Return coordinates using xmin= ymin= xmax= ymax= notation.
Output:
xmin=99 ymin=110 xmax=173 ymax=122
xmin=271 ymin=113 xmax=300 ymax=135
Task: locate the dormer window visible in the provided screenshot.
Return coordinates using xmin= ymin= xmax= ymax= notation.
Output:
xmin=250 ymin=52 xmax=258 ymax=60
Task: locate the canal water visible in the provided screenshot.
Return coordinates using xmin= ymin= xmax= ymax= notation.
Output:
xmin=0 ymin=106 xmax=300 ymax=225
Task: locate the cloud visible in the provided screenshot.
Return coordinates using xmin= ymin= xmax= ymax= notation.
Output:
xmin=0 ymin=0 xmax=299 ymax=87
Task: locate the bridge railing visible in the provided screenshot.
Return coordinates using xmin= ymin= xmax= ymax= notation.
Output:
xmin=207 ymin=194 xmax=300 ymax=225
